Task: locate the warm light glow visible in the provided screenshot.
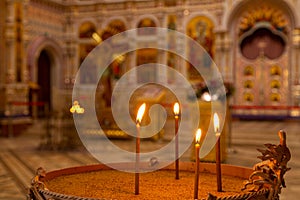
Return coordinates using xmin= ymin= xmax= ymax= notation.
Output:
xmin=70 ymin=101 xmax=85 ymax=114
xmin=195 ymin=128 xmax=202 ymax=144
xmin=136 ymin=103 xmax=146 ymax=124
xmin=213 ymin=113 xmax=220 ymax=133
xmin=77 ymin=108 xmax=84 ymax=114
xmin=183 ymin=9 xmax=189 ymax=16
xmin=92 ymin=32 xmax=102 ymax=43
xmin=173 ymin=102 xmax=180 ymax=116
xmin=201 ymin=92 xmax=211 ymax=102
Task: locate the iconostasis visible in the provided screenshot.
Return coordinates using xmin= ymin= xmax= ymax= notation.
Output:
xmin=235 ymin=5 xmax=290 ymax=109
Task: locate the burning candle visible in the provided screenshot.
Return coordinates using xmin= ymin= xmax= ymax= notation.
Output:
xmin=173 ymin=102 xmax=180 ymax=179
xmin=135 ymin=103 xmax=146 ymax=195
xmin=213 ymin=113 xmax=222 ymax=192
xmin=194 ymin=128 xmax=202 ymax=200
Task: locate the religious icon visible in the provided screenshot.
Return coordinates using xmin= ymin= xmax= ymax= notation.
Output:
xmin=187 ymin=17 xmax=215 ymax=79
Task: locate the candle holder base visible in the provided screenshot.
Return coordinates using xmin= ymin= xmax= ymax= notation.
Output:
xmin=28 ymin=131 xmax=290 ymax=200
xmin=26 ymin=162 xmax=273 ymax=200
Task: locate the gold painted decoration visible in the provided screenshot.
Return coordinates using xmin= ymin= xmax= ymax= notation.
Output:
xmin=271 ymin=80 xmax=280 ymax=89
xmin=168 ymin=15 xmax=176 ymax=30
xmin=271 ymin=65 xmax=281 ymax=76
xmin=244 ymin=92 xmax=254 ymax=102
xmin=138 ymin=18 xmax=156 ymax=28
xmin=244 ymin=80 xmax=253 ymax=89
xmin=270 ymin=93 xmax=281 ymax=102
xmin=137 ymin=18 xmax=156 ymax=35
xmin=239 ymin=6 xmax=288 ymax=36
xmin=79 ymin=22 xmax=97 ymax=38
xmin=244 ymin=65 xmax=254 ymax=76
xmin=101 ymin=20 xmax=126 ymax=40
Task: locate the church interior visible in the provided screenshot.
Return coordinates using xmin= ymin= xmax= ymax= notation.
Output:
xmin=0 ymin=0 xmax=300 ymax=199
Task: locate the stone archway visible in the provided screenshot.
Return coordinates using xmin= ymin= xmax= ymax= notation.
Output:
xmin=26 ymin=36 xmax=63 ymax=117
xmin=36 ymin=49 xmax=51 ymax=117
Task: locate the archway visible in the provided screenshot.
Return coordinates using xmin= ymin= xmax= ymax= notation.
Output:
xmin=37 ymin=49 xmax=51 ymax=117
xmin=226 ymin=0 xmax=296 ymax=117
xmin=27 ymin=36 xmax=63 ymax=118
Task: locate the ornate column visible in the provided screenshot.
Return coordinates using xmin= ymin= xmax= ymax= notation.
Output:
xmin=64 ymin=14 xmax=76 ymax=89
xmin=5 ymin=0 xmax=16 ymax=83
xmin=68 ymin=16 xmax=80 ymax=87
xmin=214 ymin=31 xmax=224 ymax=75
xmin=223 ymin=32 xmax=232 ymax=82
xmin=68 ymin=6 xmax=81 ymax=86
xmin=6 ymin=0 xmax=15 ymax=23
xmin=293 ymin=28 xmax=300 ymax=84
xmin=128 ymin=33 xmax=137 ymax=85
xmin=157 ymin=13 xmax=167 ymax=84
xmin=64 ymin=43 xmax=76 ymax=89
xmin=215 ymin=31 xmax=232 ymax=82
xmin=292 ymin=28 xmax=300 ymax=106
xmin=22 ymin=0 xmax=30 ymax=83
xmin=0 ymin=0 xmax=7 ymax=85
xmin=125 ymin=14 xmax=138 ymax=85
xmin=175 ymin=10 xmax=186 ymax=79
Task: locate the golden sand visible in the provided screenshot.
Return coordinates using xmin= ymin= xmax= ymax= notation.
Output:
xmin=46 ymin=169 xmax=247 ymax=200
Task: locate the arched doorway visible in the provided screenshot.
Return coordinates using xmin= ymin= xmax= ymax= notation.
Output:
xmin=27 ymin=36 xmax=63 ymax=118
xmin=240 ymin=26 xmax=286 ymax=105
xmin=227 ymin=0 xmax=295 ymax=118
xmin=37 ymin=49 xmax=51 ymax=117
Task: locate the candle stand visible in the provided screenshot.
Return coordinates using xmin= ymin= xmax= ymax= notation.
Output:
xmin=28 ymin=130 xmax=291 ymax=200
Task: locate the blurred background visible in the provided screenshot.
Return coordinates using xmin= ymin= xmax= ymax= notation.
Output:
xmin=0 ymin=0 xmax=300 ymax=199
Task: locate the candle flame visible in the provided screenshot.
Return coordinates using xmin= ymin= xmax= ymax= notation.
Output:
xmin=173 ymin=102 xmax=180 ymax=115
xmin=213 ymin=113 xmax=220 ymax=133
xmin=195 ymin=128 xmax=202 ymax=144
xmin=136 ymin=103 xmax=146 ymax=124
